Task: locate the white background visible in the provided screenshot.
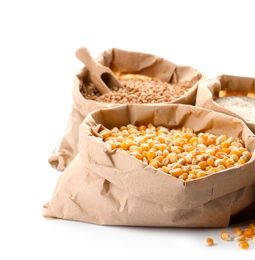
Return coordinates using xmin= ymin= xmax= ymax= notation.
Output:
xmin=0 ymin=0 xmax=255 ymax=259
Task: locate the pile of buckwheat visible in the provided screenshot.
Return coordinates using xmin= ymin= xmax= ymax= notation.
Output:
xmin=79 ymin=75 xmax=190 ymax=104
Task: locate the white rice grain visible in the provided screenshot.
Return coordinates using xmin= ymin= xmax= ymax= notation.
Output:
xmin=215 ymin=96 xmax=255 ymax=123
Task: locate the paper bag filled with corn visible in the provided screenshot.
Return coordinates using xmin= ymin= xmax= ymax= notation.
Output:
xmin=43 ymin=104 xmax=255 ymax=227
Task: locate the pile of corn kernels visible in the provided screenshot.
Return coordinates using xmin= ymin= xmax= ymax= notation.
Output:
xmin=80 ymin=75 xmax=190 ymax=104
xmin=99 ymin=123 xmax=252 ymax=181
xmin=205 ymin=222 xmax=255 ymax=250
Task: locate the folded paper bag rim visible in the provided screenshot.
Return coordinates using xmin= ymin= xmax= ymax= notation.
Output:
xmin=78 ymin=104 xmax=255 ymax=209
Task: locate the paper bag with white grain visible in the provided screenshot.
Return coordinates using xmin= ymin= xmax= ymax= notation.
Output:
xmin=196 ymin=74 xmax=255 ymax=134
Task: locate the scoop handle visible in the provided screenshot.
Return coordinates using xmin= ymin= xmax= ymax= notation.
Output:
xmin=75 ymin=47 xmax=99 ymax=72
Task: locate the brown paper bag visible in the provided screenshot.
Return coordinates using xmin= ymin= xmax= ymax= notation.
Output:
xmin=49 ymin=48 xmax=204 ymax=170
xmin=43 ymin=104 xmax=255 ymax=227
xmin=196 ymin=74 xmax=255 ymax=133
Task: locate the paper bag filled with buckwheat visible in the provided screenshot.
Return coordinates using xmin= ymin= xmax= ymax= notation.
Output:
xmin=49 ymin=48 xmax=204 ymax=171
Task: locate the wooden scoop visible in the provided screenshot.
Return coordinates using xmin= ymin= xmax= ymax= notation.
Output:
xmin=75 ymin=47 xmax=123 ymax=94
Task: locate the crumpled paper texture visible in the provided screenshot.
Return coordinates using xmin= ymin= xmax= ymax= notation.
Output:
xmin=43 ymin=104 xmax=255 ymax=227
xmin=48 ymin=48 xmax=204 ymax=170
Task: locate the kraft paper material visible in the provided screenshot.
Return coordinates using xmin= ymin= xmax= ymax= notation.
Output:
xmin=49 ymin=48 xmax=204 ymax=171
xmin=44 ymin=104 xmax=255 ymax=227
xmin=196 ymin=74 xmax=255 ymax=133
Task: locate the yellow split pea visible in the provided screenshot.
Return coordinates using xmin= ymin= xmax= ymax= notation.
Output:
xmin=99 ymin=123 xmax=252 ymax=181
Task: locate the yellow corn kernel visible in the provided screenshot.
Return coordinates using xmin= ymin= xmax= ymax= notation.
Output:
xmin=130 ymin=152 xmax=143 ymax=160
xmin=149 ymin=160 xmax=159 ymax=168
xmin=172 ymin=139 xmax=183 ymax=147
xmin=170 ymin=146 xmax=182 ymax=154
xmin=225 ymin=158 xmax=234 ymax=167
xmin=120 ymin=142 xmax=129 ymax=150
xmin=207 ymin=167 xmax=218 ymax=174
xmin=243 ymin=228 xmax=253 ymax=239
xmin=196 ymin=171 xmax=207 ymax=178
xmin=204 ymin=237 xmax=214 ymax=246
xmin=237 ymin=241 xmax=249 ymax=250
xmin=141 ymin=143 xmax=150 ymax=151
xmin=231 ymin=141 xmax=243 ymax=148
xmin=138 ymin=125 xmax=146 ymax=131
xmin=119 ymin=126 xmax=127 ymax=131
xmin=152 ymin=143 xmax=161 ymax=151
xmin=176 ymin=158 xmax=185 ymax=166
xmin=216 ymin=135 xmax=228 ymax=145
xmin=190 ymin=137 xmax=198 ymax=145
xmin=115 ymin=136 xmax=124 ymax=143
xmin=128 ymin=127 xmax=138 ymax=134
xmin=216 ymin=165 xmax=226 ymax=172
xmin=141 ymin=134 xmax=149 ymax=143
xmin=156 ymin=136 xmax=165 ymax=144
xmin=230 ymin=154 xmax=239 ymax=162
xmin=230 ymin=149 xmax=242 ymax=157
xmin=155 ymin=155 xmax=164 ymax=163
xmin=215 ymin=151 xmax=228 ymax=159
xmin=188 ymin=169 xmax=200 ymax=177
xmin=147 ymin=140 xmax=155 ymax=148
xmin=221 ymin=147 xmax=231 ymax=154
xmin=221 ymin=140 xmax=231 ymax=148
xmin=234 ymin=235 xmax=246 ymax=242
xmin=156 ymin=150 xmax=163 ymax=157
xmin=162 ymin=149 xmax=169 ymax=158
xmin=220 ymin=231 xmax=231 ymax=241
xmin=161 ymin=157 xmax=169 ymax=166
xmin=242 ymin=151 xmax=252 ymax=161
xmin=173 ymin=132 xmax=182 ymax=139
xmin=169 ymin=168 xmax=184 ymax=177
xmin=182 ymin=132 xmax=194 ymax=140
xmin=158 ymin=144 xmax=167 ymax=152
xmin=214 ymin=159 xmax=225 ymax=167
xmin=191 ymin=148 xmax=202 ymax=156
xmin=206 ymin=157 xmax=215 ymax=167
xmin=127 ymin=134 xmax=135 ymax=140
xmin=121 ymin=129 xmax=129 ymax=136
xmin=178 ymin=172 xmax=188 ymax=180
xmin=129 ymin=145 xmax=138 ymax=152
xmin=198 ymin=137 xmax=207 ymax=146
xmin=167 ymin=153 xmax=178 ymax=163
xmin=187 ymin=173 xmax=196 ymax=180
xmin=198 ymin=161 xmax=207 ymax=170
xmin=238 ymin=158 xmax=246 ymax=165
xmin=147 ymin=150 xmax=156 ymax=161
xmin=110 ymin=126 xmax=120 ymax=133
xmin=205 ymin=166 xmax=212 ymax=171
xmin=205 ymin=148 xmax=216 ymax=156
xmin=156 ymin=126 xmax=169 ymax=134
xmin=105 ymin=141 xmax=116 ymax=151
xmin=161 ymin=166 xmax=170 ymax=174
xmin=100 ymin=129 xmax=111 ymax=140
xmin=207 ymin=134 xmax=217 ymax=145
xmin=233 ymin=227 xmax=243 ymax=236
xmin=147 ymin=123 xmax=154 ymax=129
xmin=186 ymin=145 xmax=195 ymax=152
